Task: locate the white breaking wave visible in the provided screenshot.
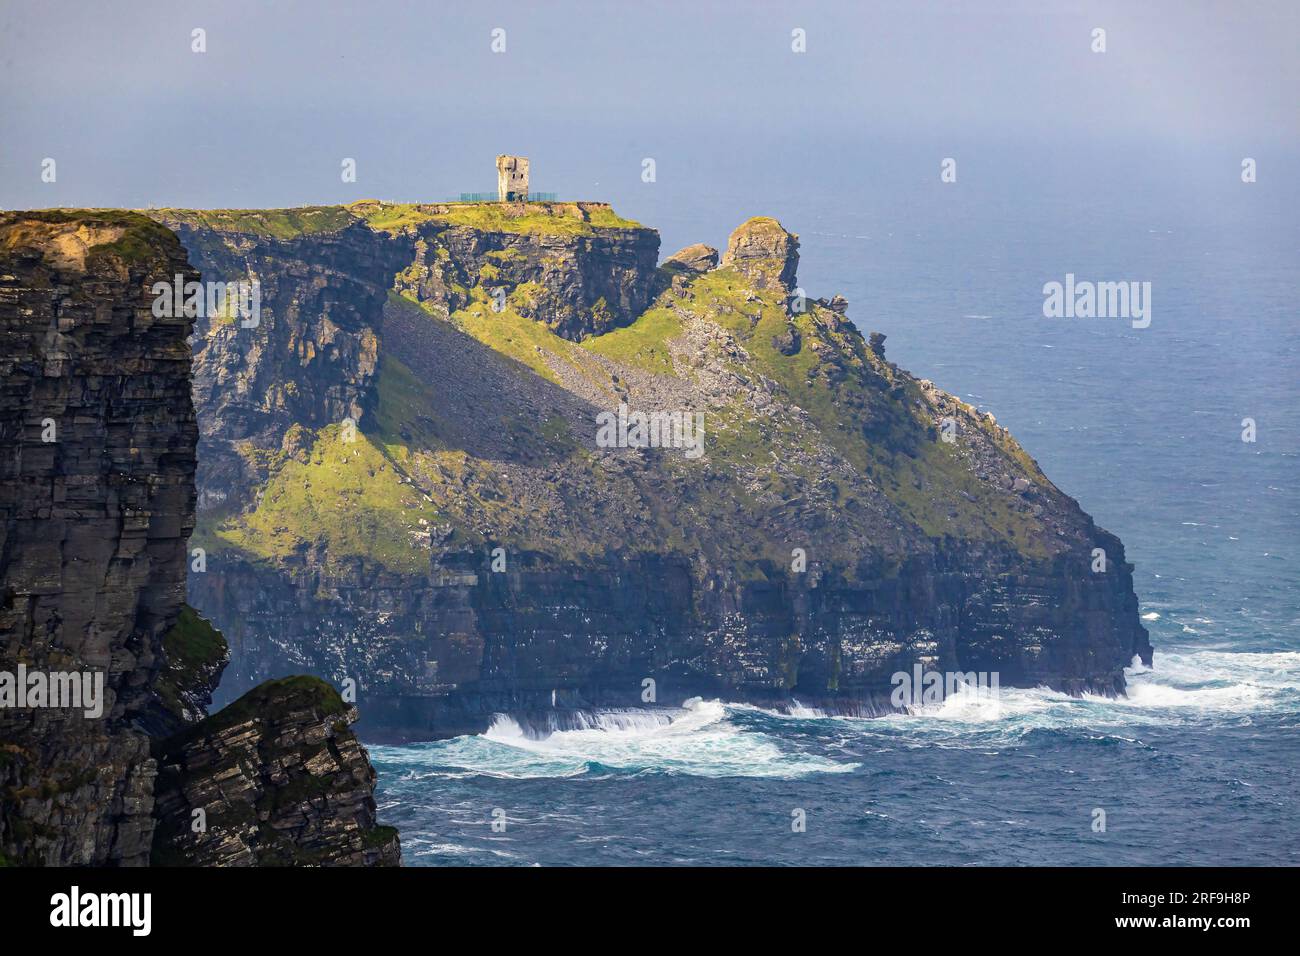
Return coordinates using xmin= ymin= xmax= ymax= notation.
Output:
xmin=860 ymin=647 xmax=1300 ymax=746
xmin=396 ymin=699 xmax=859 ymax=780
xmin=487 ymin=708 xmax=678 ymax=741
xmin=486 ymin=701 xmax=715 ymax=745
xmin=371 ymin=648 xmax=1299 ymax=780
xmin=786 ymin=699 xmax=830 ymax=718
xmin=1120 ymin=649 xmax=1300 ymax=712
xmin=908 ymin=681 xmax=1009 ymax=721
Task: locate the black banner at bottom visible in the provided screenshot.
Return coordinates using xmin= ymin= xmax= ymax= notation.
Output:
xmin=0 ymin=865 xmax=1279 ymax=942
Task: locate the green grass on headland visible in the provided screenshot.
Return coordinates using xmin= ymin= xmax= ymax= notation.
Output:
xmin=145 ymin=201 xmax=644 ymax=239
xmin=151 ymin=206 xmax=358 ymax=239
xmin=209 ymin=423 xmax=441 ymax=575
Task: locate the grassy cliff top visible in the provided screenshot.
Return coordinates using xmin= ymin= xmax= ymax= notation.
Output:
xmin=198 ymin=254 xmax=1063 ymax=576
xmin=146 ymin=200 xmax=645 ymax=239
xmin=352 ymin=199 xmax=644 ymax=235
xmin=150 ymin=205 xmax=357 ymax=239
xmin=0 ymin=209 xmax=182 ymax=269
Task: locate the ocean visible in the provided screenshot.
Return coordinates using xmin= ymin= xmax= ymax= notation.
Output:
xmin=371 ymin=144 xmax=1300 ymax=866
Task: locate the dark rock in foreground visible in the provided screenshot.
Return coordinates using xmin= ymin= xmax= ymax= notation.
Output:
xmin=0 ymin=211 xmax=397 ymax=866
xmin=0 ymin=211 xmax=196 ymax=865
xmin=151 ymin=677 xmax=400 ymax=867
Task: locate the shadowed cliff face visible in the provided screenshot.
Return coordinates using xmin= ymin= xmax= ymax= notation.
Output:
xmin=0 ymin=212 xmax=197 ymax=864
xmin=0 ymin=212 xmax=398 ymax=866
xmin=169 ymin=204 xmax=1151 ymax=742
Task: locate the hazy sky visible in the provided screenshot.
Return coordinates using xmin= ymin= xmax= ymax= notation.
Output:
xmin=2 ymin=0 xmax=1297 ymax=218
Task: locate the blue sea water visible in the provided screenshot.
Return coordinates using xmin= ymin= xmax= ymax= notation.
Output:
xmin=372 ymin=146 xmax=1300 ymax=866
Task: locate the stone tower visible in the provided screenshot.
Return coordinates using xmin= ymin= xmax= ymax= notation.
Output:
xmin=496 ymin=155 xmax=530 ymax=202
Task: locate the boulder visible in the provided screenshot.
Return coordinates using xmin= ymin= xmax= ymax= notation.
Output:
xmin=720 ymin=216 xmax=799 ymax=291
xmin=663 ymin=243 xmax=719 ymax=274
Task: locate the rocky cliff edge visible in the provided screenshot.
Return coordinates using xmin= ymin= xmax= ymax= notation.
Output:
xmin=0 ymin=211 xmax=398 ymax=866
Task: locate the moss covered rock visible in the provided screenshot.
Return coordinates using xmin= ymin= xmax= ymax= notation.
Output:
xmin=144 ymin=605 xmax=230 ymax=736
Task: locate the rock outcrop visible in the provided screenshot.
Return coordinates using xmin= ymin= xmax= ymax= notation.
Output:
xmin=0 ymin=211 xmax=398 ymax=866
xmin=663 ymin=243 xmax=720 ymax=274
xmin=720 ymin=216 xmax=800 ymax=291
xmin=141 ymin=605 xmax=229 ymax=739
xmin=151 ymin=677 xmax=399 ymax=867
xmin=378 ymin=201 xmax=660 ymax=340
xmin=158 ymin=203 xmax=1149 ymax=742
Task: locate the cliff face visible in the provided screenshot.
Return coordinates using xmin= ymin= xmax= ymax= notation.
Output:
xmin=371 ymin=200 xmax=660 ymax=339
xmin=152 ymin=201 xmax=658 ymax=521
xmin=167 ymin=204 xmax=1150 ymax=741
xmin=0 ymin=212 xmax=197 ymax=864
xmin=0 ymin=212 xmax=398 ymax=866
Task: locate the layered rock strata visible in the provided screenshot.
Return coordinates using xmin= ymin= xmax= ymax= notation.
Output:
xmin=0 ymin=212 xmax=398 ymax=865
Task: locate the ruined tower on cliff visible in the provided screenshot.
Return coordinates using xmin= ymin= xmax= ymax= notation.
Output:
xmin=496 ymin=155 xmax=530 ymax=202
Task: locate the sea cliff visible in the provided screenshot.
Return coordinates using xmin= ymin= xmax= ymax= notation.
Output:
xmin=146 ymin=200 xmax=1150 ymax=740
xmin=0 ymin=211 xmax=398 ymax=865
